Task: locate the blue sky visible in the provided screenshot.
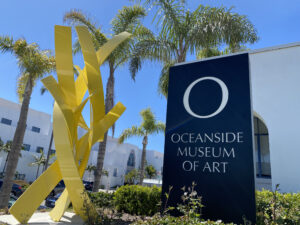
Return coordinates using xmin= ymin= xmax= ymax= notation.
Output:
xmin=0 ymin=0 xmax=299 ymax=153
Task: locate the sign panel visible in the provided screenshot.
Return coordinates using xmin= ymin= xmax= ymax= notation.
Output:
xmin=162 ymin=53 xmax=256 ymax=224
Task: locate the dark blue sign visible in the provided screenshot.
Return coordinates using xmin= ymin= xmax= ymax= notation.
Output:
xmin=162 ymin=53 xmax=256 ymax=224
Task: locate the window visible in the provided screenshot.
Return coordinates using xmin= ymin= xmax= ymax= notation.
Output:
xmin=113 ymin=168 xmax=118 ymax=177
xmin=23 ymin=144 xmax=30 ymax=151
xmin=36 ymin=146 xmax=43 ymax=153
xmin=32 ymin=126 xmax=40 ymax=133
xmin=1 ymin=118 xmax=12 ymax=125
xmin=254 ymin=117 xmax=271 ymax=178
xmin=127 ymin=151 xmax=135 ymax=167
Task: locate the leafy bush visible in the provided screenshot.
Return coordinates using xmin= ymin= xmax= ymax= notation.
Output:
xmin=133 ymin=183 xmax=233 ymax=225
xmin=114 ymin=185 xmax=161 ymax=216
xmin=88 ymin=191 xmax=114 ymax=209
xmin=256 ymin=186 xmax=300 ymax=225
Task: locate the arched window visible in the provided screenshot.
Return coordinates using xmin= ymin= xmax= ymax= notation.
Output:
xmin=254 ymin=116 xmax=271 ymax=178
xmin=127 ymin=151 xmax=135 ymax=167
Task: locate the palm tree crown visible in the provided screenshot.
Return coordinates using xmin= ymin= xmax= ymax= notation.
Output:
xmin=129 ymin=0 xmax=258 ymax=97
xmin=119 ymin=108 xmax=165 ymax=143
xmin=0 ymin=37 xmax=55 ymax=101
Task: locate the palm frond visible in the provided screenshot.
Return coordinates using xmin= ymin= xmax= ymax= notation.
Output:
xmin=111 ymin=5 xmax=147 ymax=34
xmin=0 ymin=36 xmax=14 ymax=53
xmin=64 ymin=9 xmax=107 ymax=46
xmin=140 ymin=108 xmax=156 ymax=134
xmin=158 ymin=60 xmax=175 ymax=98
xmin=196 ymin=46 xmax=222 ymax=59
xmin=186 ymin=6 xmax=258 ymax=53
xmin=128 ymin=37 xmax=176 ymax=80
xmin=154 ymin=121 xmax=165 ymax=134
xmin=118 ymin=126 xmax=144 ymax=144
xmin=40 ymin=86 xmax=47 ymax=95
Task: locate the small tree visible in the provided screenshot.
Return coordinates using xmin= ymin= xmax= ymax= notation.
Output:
xmin=28 ymin=150 xmax=47 ymax=179
xmin=145 ymin=165 xmax=157 ymax=179
xmin=85 ymin=164 xmax=96 ymax=181
xmin=0 ymin=139 xmax=10 ymax=173
xmin=125 ymin=169 xmax=139 ymax=185
xmin=119 ymin=108 xmax=165 ymax=185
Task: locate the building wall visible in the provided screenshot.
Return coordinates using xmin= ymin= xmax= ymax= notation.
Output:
xmin=83 ymin=136 xmax=164 ymax=188
xmin=250 ymin=44 xmax=300 ymax=192
xmin=0 ymin=98 xmax=53 ymax=182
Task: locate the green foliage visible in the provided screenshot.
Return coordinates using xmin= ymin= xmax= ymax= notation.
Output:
xmin=114 ymin=185 xmax=161 ymax=216
xmin=145 ymin=165 xmax=157 ymax=179
xmin=0 ymin=36 xmax=55 ymax=101
xmin=133 ymin=183 xmax=233 ymax=225
xmin=88 ymin=191 xmax=115 ymax=209
xmin=125 ymin=169 xmax=139 ymax=185
xmin=256 ymin=187 xmax=300 ymax=225
xmin=82 ymin=192 xmax=112 ymax=225
xmin=86 ymin=183 xmax=300 ymax=225
xmin=129 ymin=0 xmax=259 ymax=97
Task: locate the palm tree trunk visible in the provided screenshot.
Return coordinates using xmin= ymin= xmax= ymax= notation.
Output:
xmin=0 ymin=79 xmax=33 ymax=208
xmin=43 ymin=131 xmax=53 ymax=171
xmin=93 ymin=63 xmax=115 ymax=192
xmin=36 ymin=165 xmax=40 ymax=179
xmin=139 ymin=135 xmax=148 ymax=185
xmin=2 ymin=153 xmax=9 ymax=173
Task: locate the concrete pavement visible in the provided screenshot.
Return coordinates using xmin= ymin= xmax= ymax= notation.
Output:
xmin=0 ymin=212 xmax=83 ymax=225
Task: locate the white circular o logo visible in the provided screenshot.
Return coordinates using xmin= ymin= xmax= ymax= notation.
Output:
xmin=183 ymin=76 xmax=229 ymax=119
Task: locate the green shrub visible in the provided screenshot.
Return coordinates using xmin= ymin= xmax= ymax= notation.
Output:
xmin=256 ymin=187 xmax=300 ymax=225
xmin=114 ymin=185 xmax=161 ymax=216
xmin=133 ymin=183 xmax=233 ymax=225
xmin=88 ymin=191 xmax=114 ymax=209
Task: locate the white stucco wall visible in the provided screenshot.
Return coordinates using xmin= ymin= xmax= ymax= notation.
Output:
xmin=250 ymin=43 xmax=300 ymax=193
xmin=83 ymin=136 xmax=164 ymax=188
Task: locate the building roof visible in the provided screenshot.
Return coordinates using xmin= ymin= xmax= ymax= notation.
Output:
xmin=174 ymin=41 xmax=300 ymax=67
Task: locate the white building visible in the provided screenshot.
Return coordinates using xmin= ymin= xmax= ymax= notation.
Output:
xmin=0 ymin=97 xmax=164 ymax=187
xmin=249 ymin=42 xmax=300 ymax=193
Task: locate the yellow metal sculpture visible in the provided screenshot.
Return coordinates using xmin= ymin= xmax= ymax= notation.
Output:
xmin=9 ymin=25 xmax=130 ymax=223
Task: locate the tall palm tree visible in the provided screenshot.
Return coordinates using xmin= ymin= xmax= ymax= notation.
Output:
xmin=0 ymin=37 xmax=55 ymax=208
xmin=28 ymin=150 xmax=47 ymax=179
xmin=129 ymin=0 xmax=259 ymax=97
xmin=119 ymin=108 xmax=165 ymax=185
xmin=64 ymin=5 xmax=148 ymax=191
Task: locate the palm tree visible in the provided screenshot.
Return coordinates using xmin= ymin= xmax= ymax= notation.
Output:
xmin=129 ymin=0 xmax=259 ymax=97
xmin=0 ymin=37 xmax=55 ymax=208
xmin=119 ymin=108 xmax=165 ymax=185
xmin=28 ymin=150 xmax=47 ymax=179
xmin=64 ymin=5 xmax=148 ymax=192
xmin=85 ymin=164 xmax=96 ymax=181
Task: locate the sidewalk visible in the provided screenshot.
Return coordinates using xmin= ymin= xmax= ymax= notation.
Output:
xmin=0 ymin=212 xmax=83 ymax=225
